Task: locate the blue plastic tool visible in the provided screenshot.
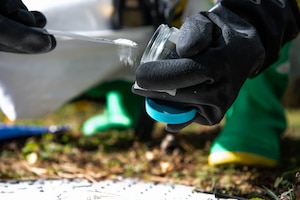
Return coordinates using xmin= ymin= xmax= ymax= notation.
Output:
xmin=0 ymin=124 xmax=70 ymax=140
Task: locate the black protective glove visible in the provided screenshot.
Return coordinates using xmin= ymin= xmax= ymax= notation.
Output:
xmin=133 ymin=0 xmax=300 ymax=132
xmin=0 ymin=0 xmax=56 ymax=53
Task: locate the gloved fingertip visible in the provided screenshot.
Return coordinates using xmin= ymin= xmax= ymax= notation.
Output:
xmin=27 ymin=33 xmax=57 ymax=53
xmin=135 ymin=62 xmax=154 ymax=88
xmin=166 ymin=123 xmax=189 ymax=133
xmin=176 ymin=13 xmax=214 ymax=57
xmin=31 ymin=11 xmax=47 ymax=28
xmin=12 ymin=9 xmax=35 ymax=26
xmin=47 ymin=34 xmax=57 ymax=52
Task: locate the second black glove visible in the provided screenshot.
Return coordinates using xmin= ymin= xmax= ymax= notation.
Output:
xmin=0 ymin=0 xmax=56 ymax=54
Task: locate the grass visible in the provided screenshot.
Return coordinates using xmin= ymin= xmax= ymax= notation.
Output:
xmin=0 ymin=99 xmax=300 ymax=199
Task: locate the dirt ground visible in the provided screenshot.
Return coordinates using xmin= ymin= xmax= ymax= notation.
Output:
xmin=0 ymin=105 xmax=300 ymax=199
xmin=0 ymin=96 xmax=300 ymax=200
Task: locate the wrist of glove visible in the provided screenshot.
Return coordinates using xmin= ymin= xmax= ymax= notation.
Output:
xmin=215 ymin=0 xmax=300 ymax=76
xmin=0 ymin=0 xmax=56 ymax=53
xmin=133 ymin=0 xmax=300 ymax=132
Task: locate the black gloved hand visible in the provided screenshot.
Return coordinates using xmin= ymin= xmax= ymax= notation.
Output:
xmin=0 ymin=0 xmax=56 ymax=53
xmin=133 ymin=0 xmax=300 ymax=132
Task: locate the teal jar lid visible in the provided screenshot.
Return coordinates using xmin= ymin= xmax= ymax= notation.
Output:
xmin=145 ymin=98 xmax=196 ymax=124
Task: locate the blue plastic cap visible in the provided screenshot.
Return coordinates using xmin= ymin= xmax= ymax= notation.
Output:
xmin=145 ymin=98 xmax=196 ymax=124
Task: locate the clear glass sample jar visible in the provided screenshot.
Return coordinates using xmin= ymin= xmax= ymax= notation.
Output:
xmin=138 ymin=24 xmax=197 ymax=125
xmin=141 ymin=24 xmax=179 ymax=63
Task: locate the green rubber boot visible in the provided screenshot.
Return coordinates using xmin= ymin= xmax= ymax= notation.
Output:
xmin=82 ymin=80 xmax=143 ymax=136
xmin=209 ymin=43 xmax=291 ymax=167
